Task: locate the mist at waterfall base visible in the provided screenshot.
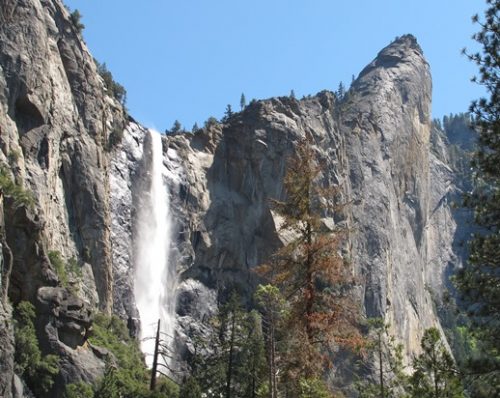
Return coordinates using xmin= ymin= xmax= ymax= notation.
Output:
xmin=134 ymin=129 xmax=176 ymax=368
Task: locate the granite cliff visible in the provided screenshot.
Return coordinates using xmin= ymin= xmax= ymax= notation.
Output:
xmin=0 ymin=0 xmax=470 ymax=396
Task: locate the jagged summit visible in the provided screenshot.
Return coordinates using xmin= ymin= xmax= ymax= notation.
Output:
xmin=357 ymin=34 xmax=427 ymax=81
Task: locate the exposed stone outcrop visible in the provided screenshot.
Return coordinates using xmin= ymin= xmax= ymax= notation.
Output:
xmin=0 ymin=0 xmax=124 ymax=394
xmin=0 ymin=0 xmax=125 ymax=313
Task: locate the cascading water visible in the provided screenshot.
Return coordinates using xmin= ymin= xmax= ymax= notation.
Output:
xmin=134 ymin=129 xmax=176 ymax=368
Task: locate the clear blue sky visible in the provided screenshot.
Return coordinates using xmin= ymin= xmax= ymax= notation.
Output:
xmin=65 ymin=0 xmax=485 ymax=131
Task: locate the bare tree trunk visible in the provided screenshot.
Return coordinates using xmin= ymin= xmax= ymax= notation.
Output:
xmin=150 ymin=319 xmax=160 ymax=391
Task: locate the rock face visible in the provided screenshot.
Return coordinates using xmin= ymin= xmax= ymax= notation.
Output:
xmin=0 ymin=0 xmax=471 ymax=394
xmin=0 ymin=0 xmax=125 ymax=313
xmin=0 ymin=0 xmax=125 ymax=395
xmin=108 ymin=36 xmax=470 ymax=377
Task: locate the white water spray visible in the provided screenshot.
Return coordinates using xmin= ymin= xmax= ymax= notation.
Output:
xmin=134 ymin=129 xmax=176 ymax=367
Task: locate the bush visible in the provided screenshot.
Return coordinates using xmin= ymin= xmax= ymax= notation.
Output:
xmin=90 ymin=314 xmax=179 ymax=397
xmin=0 ymin=167 xmax=34 ymax=208
xmin=48 ymin=251 xmax=82 ymax=288
xmin=70 ymin=9 xmax=85 ymax=33
xmin=95 ymin=61 xmax=127 ymax=106
xmin=49 ymin=250 xmax=68 ymax=286
xmin=298 ymin=378 xmax=332 ymax=398
xmin=64 ymin=382 xmax=94 ymax=398
xmin=203 ymin=117 xmax=218 ymax=129
xmin=179 ymin=377 xmax=201 ymax=398
xmin=14 ymin=301 xmax=60 ymax=396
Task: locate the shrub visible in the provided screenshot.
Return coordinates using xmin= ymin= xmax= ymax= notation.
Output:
xmin=64 ymin=382 xmax=94 ymax=398
xmin=14 ymin=301 xmax=60 ymax=396
xmin=48 ymin=251 xmax=82 ymax=288
xmin=89 ymin=314 xmax=180 ymax=397
xmin=298 ymin=378 xmax=332 ymax=398
xmin=203 ymin=117 xmax=218 ymax=129
xmin=49 ymin=250 xmax=68 ymax=286
xmin=0 ymin=167 xmax=35 ymax=208
xmin=70 ymin=9 xmax=85 ymax=33
xmin=95 ymin=61 xmax=127 ymax=106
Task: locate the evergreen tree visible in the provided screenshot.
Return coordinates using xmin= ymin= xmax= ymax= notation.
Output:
xmin=455 ymin=1 xmax=500 ymax=395
xmin=168 ymin=120 xmax=182 ymax=134
xmin=222 ymin=104 xmax=233 ymax=123
xmin=240 ymin=93 xmax=247 ymax=110
xmin=355 ymin=319 xmax=408 ymax=398
xmin=192 ymin=293 xmax=266 ymax=398
xmin=95 ymin=364 xmax=120 ymax=398
xmin=290 ymin=89 xmax=296 ymax=99
xmin=257 ymin=138 xmax=362 ymax=389
xmin=255 ymin=284 xmax=287 ymax=398
xmin=408 ymin=328 xmax=464 ymax=398
xmin=179 ymin=377 xmax=201 ymax=398
xmin=336 ymin=82 xmax=346 ymax=100
xmin=70 ymin=9 xmax=85 ymax=33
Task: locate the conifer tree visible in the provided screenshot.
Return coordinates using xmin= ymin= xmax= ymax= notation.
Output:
xmin=255 ymin=284 xmax=287 ymax=398
xmin=240 ymin=93 xmax=247 ymax=110
xmin=408 ymin=328 xmax=464 ymax=398
xmin=258 ymin=137 xmax=362 ymax=388
xmin=455 ymin=1 xmax=500 ymax=395
xmin=355 ymin=319 xmax=408 ymax=398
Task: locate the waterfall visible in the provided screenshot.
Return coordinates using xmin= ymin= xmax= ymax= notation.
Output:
xmin=134 ymin=129 xmax=176 ymax=368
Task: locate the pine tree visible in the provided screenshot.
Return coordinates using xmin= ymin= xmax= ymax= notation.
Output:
xmin=408 ymin=328 xmax=464 ymax=398
xmin=240 ymin=93 xmax=247 ymax=110
xmin=258 ymin=137 xmax=362 ymax=387
xmin=168 ymin=120 xmax=182 ymax=134
xmin=290 ymin=89 xmax=296 ymax=99
xmin=191 ymin=293 xmax=266 ymax=398
xmin=179 ymin=377 xmax=202 ymax=398
xmin=455 ymin=1 xmax=500 ymax=395
xmin=255 ymin=284 xmax=287 ymax=398
xmin=355 ymin=319 xmax=408 ymax=398
xmin=336 ymin=82 xmax=345 ymax=100
xmin=222 ymin=104 xmax=233 ymax=123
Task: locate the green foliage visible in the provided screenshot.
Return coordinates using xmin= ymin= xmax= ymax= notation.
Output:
xmin=70 ymin=9 xmax=85 ymax=33
xmin=8 ymin=149 xmax=21 ymax=163
xmin=36 ymin=354 xmax=62 ymax=396
xmin=298 ymin=377 xmax=332 ymax=398
xmin=240 ymin=93 xmax=246 ymax=110
xmin=455 ymin=1 xmax=500 ymax=395
xmin=48 ymin=251 xmax=82 ymax=288
xmin=190 ymin=293 xmax=267 ymax=398
xmin=14 ymin=301 xmax=60 ymax=396
xmin=408 ymin=328 xmax=464 ymax=398
xmin=221 ymin=104 xmax=233 ymax=123
xmin=108 ymin=126 xmax=125 ymax=149
xmin=14 ymin=301 xmax=40 ymax=375
xmin=49 ymin=250 xmax=68 ymax=286
xmin=204 ymin=116 xmax=219 ymax=129
xmin=167 ymin=120 xmax=184 ymax=135
xmin=0 ymin=167 xmax=34 ymax=208
xmin=64 ymin=382 xmax=94 ymax=398
xmin=355 ymin=318 xmax=408 ymax=398
xmin=89 ymin=314 xmax=178 ymax=398
xmin=179 ymin=377 xmax=201 ymax=398
xmin=95 ymin=61 xmax=127 ymax=105
xmin=94 ymin=364 xmax=120 ymax=398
